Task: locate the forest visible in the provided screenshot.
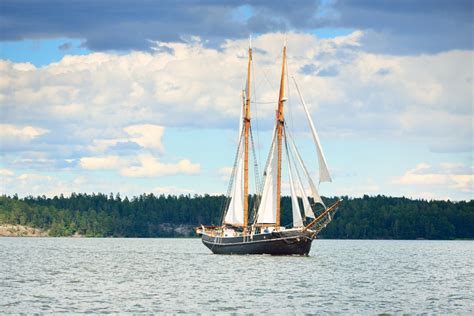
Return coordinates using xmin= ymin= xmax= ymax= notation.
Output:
xmin=0 ymin=193 xmax=472 ymax=239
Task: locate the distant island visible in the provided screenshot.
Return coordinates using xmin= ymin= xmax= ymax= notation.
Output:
xmin=0 ymin=194 xmax=472 ymax=239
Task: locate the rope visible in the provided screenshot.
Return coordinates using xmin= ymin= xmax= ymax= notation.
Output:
xmin=251 ymin=58 xmax=262 ymax=190
xmin=286 ymin=55 xmax=295 ymax=142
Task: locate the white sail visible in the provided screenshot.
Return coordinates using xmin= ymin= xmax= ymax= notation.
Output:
xmin=256 ymin=132 xmax=278 ymax=224
xmin=293 ymin=77 xmax=332 ymax=183
xmin=289 ymin=132 xmax=326 ymax=209
xmin=294 ymin=160 xmax=315 ymax=218
xmin=224 ymin=105 xmax=245 ymax=226
xmin=288 ymin=157 xmax=303 ymax=227
xmin=224 ymin=146 xmax=244 ymax=225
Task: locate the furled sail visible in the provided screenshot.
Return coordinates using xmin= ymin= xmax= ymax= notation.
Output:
xmin=288 ymin=156 xmax=304 ymax=227
xmin=256 ymin=132 xmax=278 ymax=224
xmin=293 ymin=78 xmax=332 ymax=183
xmin=224 ymin=106 xmax=245 ymax=226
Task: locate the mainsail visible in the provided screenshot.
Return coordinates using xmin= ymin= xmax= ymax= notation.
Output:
xmin=255 ymin=131 xmax=278 ymax=224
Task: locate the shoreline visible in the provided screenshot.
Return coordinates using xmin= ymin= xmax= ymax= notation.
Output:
xmin=0 ymin=226 xmax=471 ymax=241
xmin=0 ymin=224 xmax=49 ymax=237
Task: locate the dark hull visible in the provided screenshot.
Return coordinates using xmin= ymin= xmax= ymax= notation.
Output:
xmin=201 ymin=230 xmax=315 ymax=255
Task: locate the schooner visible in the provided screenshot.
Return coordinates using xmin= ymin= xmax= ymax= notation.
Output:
xmin=197 ymin=41 xmax=341 ymax=255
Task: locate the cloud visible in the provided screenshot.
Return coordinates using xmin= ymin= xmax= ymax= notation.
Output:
xmin=335 ymin=177 xmax=381 ymax=197
xmin=89 ymin=124 xmax=165 ymax=153
xmin=0 ymin=168 xmax=15 ymax=177
xmin=58 ymin=42 xmax=72 ymax=51
xmin=79 ymin=152 xmax=200 ymax=177
xmin=0 ymin=124 xmax=49 ymax=150
xmin=0 ymin=32 xmax=471 ymax=174
xmin=120 ymin=155 xmax=200 ymax=178
xmin=0 ymin=0 xmax=319 ymax=51
xmin=0 ymin=124 xmax=49 ymax=141
xmin=153 ymin=186 xmax=194 ymax=195
xmin=2 ymin=1 xmax=471 ymax=54
xmin=327 ymin=0 xmax=474 ymax=54
xmin=79 ymin=155 xmax=125 ymax=170
xmin=1 ymin=172 xmax=122 ymax=197
xmin=0 ymin=32 xmax=472 ymax=198
xmin=124 ymin=124 xmax=164 ymax=151
xmin=3 ymin=32 xmax=471 ymax=145
xmin=393 ymin=163 xmax=473 ymax=194
xmin=11 ymin=173 xmax=68 ymax=197
xmin=218 ymin=166 xmax=233 ymax=181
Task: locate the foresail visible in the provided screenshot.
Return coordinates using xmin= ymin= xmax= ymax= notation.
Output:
xmin=288 ymin=158 xmax=303 ymax=227
xmin=293 ymin=78 xmax=332 ymax=183
xmin=224 ymin=144 xmax=245 ymax=225
xmin=294 ymin=163 xmax=315 ymax=218
xmin=224 ymin=106 xmax=245 ymax=226
xmin=289 ymin=132 xmax=326 ymax=209
xmin=256 ymin=132 xmax=278 ymax=225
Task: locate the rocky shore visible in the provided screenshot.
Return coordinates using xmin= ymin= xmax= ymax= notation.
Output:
xmin=0 ymin=224 xmax=49 ymax=237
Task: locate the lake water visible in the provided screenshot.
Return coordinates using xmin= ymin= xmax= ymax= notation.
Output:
xmin=1 ymin=238 xmax=473 ymax=314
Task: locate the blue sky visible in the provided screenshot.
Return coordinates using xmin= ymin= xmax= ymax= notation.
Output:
xmin=0 ymin=0 xmax=472 ymax=200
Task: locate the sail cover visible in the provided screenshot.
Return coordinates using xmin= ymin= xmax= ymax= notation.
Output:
xmin=293 ymin=78 xmax=332 ymax=183
xmin=256 ymin=132 xmax=278 ymax=224
xmin=224 ymin=106 xmax=245 ymax=226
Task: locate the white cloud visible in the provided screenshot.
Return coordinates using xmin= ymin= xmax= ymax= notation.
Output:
xmin=80 ymin=156 xmax=124 ymax=170
xmin=0 ymin=168 xmax=15 ymax=177
xmin=120 ymin=154 xmax=200 ymax=177
xmin=17 ymin=173 xmax=53 ymax=181
xmin=153 ymin=186 xmax=194 ymax=195
xmin=1 ymin=32 xmax=471 ymax=152
xmin=335 ymin=177 xmax=381 ymax=197
xmin=0 ymin=32 xmax=472 ymax=198
xmin=393 ymin=163 xmax=474 ymax=194
xmin=79 ymin=153 xmax=200 ymax=177
xmin=218 ymin=166 xmax=233 ymax=181
xmin=11 ymin=173 xmax=67 ymax=197
xmin=88 ymin=124 xmax=164 ymax=153
xmin=124 ymin=124 xmax=164 ymax=151
xmin=0 ymin=168 xmax=15 ymax=191
xmin=0 ymin=124 xmax=49 ymax=144
xmin=89 ymin=139 xmax=124 ymax=152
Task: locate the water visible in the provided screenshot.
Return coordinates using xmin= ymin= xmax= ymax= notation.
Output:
xmin=1 ymin=238 xmax=473 ymax=314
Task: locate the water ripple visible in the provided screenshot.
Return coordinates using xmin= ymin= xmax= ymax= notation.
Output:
xmin=0 ymin=238 xmax=473 ymax=313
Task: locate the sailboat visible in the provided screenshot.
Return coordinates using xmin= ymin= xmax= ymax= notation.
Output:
xmin=196 ymin=41 xmax=341 ymax=255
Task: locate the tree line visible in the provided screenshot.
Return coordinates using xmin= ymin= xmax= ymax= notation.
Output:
xmin=0 ymin=193 xmax=472 ymax=239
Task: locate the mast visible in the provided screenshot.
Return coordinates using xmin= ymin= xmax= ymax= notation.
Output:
xmin=275 ymin=45 xmax=286 ymax=229
xmin=243 ymin=41 xmax=252 ymax=234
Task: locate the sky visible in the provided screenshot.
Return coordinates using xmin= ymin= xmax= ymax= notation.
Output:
xmin=0 ymin=0 xmax=473 ymax=201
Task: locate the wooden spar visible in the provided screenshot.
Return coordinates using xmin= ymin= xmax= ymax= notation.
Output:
xmin=302 ymin=200 xmax=342 ymax=232
xmin=275 ymin=46 xmax=286 ymax=230
xmin=243 ymin=45 xmax=252 ymax=234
